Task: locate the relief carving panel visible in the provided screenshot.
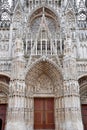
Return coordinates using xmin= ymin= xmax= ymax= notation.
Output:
xmin=28 ymin=74 xmax=54 ymax=95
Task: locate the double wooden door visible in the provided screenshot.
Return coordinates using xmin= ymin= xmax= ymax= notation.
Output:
xmin=34 ymin=98 xmax=55 ymax=129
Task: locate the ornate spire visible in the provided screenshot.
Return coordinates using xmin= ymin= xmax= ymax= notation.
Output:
xmin=1 ymin=0 xmax=11 ymax=22
xmin=79 ymin=0 xmax=85 ymax=8
xmin=1 ymin=0 xmax=10 ymax=11
xmin=78 ymin=0 xmax=86 ymax=12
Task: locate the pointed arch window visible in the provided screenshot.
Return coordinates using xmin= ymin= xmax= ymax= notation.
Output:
xmin=42 ymin=30 xmax=46 ymax=39
xmin=42 ymin=40 xmax=46 ymax=50
xmin=47 ymin=41 xmax=51 ymax=51
xmin=28 ymin=41 xmax=31 ymax=50
xmin=37 ymin=41 xmax=41 ymax=50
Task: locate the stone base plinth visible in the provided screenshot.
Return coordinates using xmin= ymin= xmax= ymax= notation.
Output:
xmin=5 ymin=121 xmax=27 ymax=130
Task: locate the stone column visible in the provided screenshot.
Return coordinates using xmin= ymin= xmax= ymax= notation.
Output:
xmin=5 ymin=38 xmax=27 ymax=130
xmin=63 ymin=37 xmax=84 ymax=130
xmin=25 ymin=96 xmax=34 ymax=130
xmin=55 ymin=96 xmax=65 ymax=130
xmin=55 ymin=79 xmax=66 ymax=130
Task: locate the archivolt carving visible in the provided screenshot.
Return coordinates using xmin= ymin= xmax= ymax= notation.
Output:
xmin=0 ymin=75 xmax=10 ymax=104
xmin=25 ymin=60 xmax=63 ymax=98
xmin=0 ymin=83 xmax=9 ymax=104
xmin=25 ymin=57 xmax=62 ymax=78
xmin=78 ymin=76 xmax=87 ymax=104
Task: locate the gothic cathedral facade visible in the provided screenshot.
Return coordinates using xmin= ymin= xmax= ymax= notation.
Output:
xmin=0 ymin=0 xmax=87 ymax=130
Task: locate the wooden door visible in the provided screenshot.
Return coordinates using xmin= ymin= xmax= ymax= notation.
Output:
xmin=34 ymin=98 xmax=55 ymax=129
xmin=81 ymin=104 xmax=87 ymax=130
xmin=0 ymin=104 xmax=7 ymax=130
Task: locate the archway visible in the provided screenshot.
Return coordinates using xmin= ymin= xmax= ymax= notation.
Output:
xmin=78 ymin=76 xmax=87 ymax=130
xmin=25 ymin=59 xmax=63 ymax=130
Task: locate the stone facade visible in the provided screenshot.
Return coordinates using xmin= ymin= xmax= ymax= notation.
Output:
xmin=0 ymin=0 xmax=87 ymax=130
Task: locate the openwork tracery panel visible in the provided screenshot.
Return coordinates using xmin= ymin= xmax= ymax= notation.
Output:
xmin=25 ymin=7 xmax=62 ymax=56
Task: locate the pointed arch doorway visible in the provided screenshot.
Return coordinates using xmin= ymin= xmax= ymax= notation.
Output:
xmin=25 ymin=59 xmax=63 ymax=130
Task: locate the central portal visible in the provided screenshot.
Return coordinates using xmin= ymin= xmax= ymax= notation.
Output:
xmin=34 ymin=98 xmax=55 ymax=129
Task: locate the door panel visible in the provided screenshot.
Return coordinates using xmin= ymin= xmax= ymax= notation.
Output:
xmin=81 ymin=104 xmax=87 ymax=130
xmin=34 ymin=99 xmax=44 ymax=129
xmin=34 ymin=98 xmax=55 ymax=129
xmin=45 ymin=99 xmax=55 ymax=129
